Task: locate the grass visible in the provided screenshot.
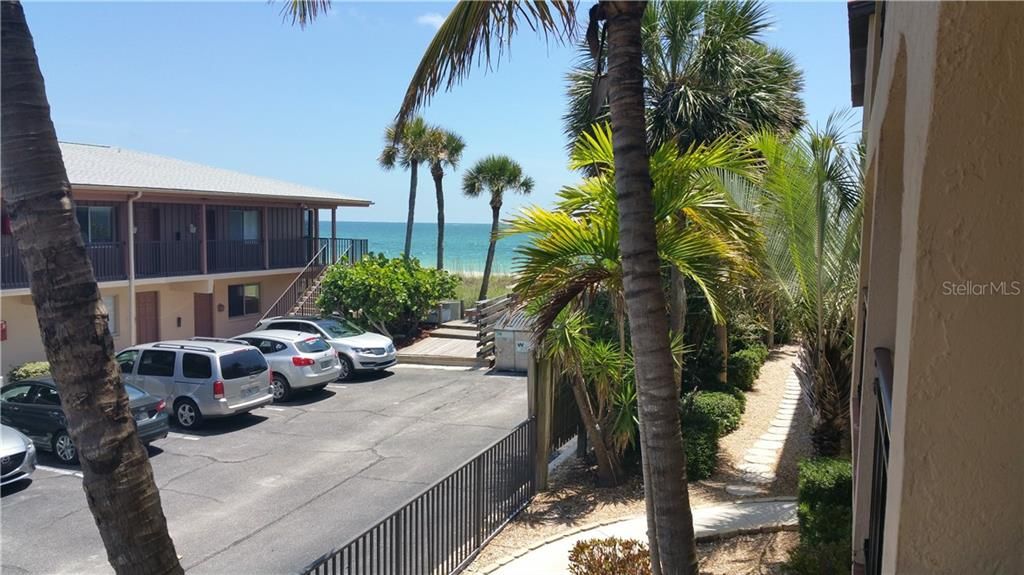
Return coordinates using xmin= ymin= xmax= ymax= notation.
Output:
xmin=453 ymin=273 xmax=516 ymax=308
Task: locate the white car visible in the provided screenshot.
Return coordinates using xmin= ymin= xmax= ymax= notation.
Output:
xmin=254 ymin=316 xmax=396 ymax=381
xmin=0 ymin=424 xmax=36 ymax=486
xmin=231 ymin=331 xmax=342 ymax=401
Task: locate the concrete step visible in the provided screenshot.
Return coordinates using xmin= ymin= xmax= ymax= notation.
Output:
xmin=429 ymin=327 xmax=478 ymax=340
xmin=396 ymin=353 xmax=488 ymax=368
xmin=440 ymin=319 xmax=478 ymax=331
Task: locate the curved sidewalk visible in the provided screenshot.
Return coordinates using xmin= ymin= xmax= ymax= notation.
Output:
xmin=486 ymin=498 xmax=797 ymax=574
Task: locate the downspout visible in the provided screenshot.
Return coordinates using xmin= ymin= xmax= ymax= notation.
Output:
xmin=127 ymin=191 xmax=142 ymax=345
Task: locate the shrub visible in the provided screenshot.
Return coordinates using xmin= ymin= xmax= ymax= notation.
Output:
xmin=787 ymin=457 xmax=853 ymax=574
xmin=689 ymin=391 xmax=743 ymax=436
xmin=727 ymin=347 xmax=765 ymax=391
xmin=7 ymin=361 xmax=50 ymax=383
xmin=317 ymin=254 xmax=458 ymax=338
xmin=683 ymin=423 xmax=719 ymax=480
xmin=568 ymin=537 xmax=650 ymax=575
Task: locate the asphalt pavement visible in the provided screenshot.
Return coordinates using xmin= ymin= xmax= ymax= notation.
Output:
xmin=0 ymin=366 xmax=527 ymax=574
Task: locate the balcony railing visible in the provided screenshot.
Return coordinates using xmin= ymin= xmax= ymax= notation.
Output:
xmin=135 ymin=241 xmax=201 ymax=278
xmin=2 ymin=237 xmax=368 ymax=289
xmin=207 ymin=239 xmax=263 ymax=273
xmin=865 ymin=347 xmax=893 ymax=575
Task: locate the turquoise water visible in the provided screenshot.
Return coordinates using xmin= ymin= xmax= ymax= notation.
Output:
xmin=322 ymin=221 xmax=528 ymax=274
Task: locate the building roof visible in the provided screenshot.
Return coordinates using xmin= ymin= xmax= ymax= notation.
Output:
xmin=59 ymin=142 xmax=371 ymax=207
xmin=848 ymin=0 xmax=876 ymax=108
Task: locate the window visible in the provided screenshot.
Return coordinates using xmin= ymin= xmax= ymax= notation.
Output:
xmin=103 ymin=295 xmax=118 ymax=335
xmin=182 ymin=353 xmax=212 ymax=379
xmin=228 ymin=209 xmax=260 ymax=241
xmin=1 ymin=384 xmax=35 ymax=404
xmin=268 ymin=321 xmax=301 ymax=332
xmin=138 ymin=350 xmax=176 ymax=377
xmin=228 ymin=284 xmax=260 ymax=317
xmin=219 ymin=349 xmax=268 ymax=380
xmin=241 ymin=338 xmax=285 ymax=355
xmin=33 ymin=386 xmax=61 ymax=406
xmin=76 ymin=206 xmax=115 ymax=243
xmin=125 ymin=385 xmax=148 ymax=401
xmin=116 ymin=350 xmax=139 ymax=374
xmin=296 ymin=337 xmax=331 ymax=353
xmin=315 ymin=318 xmax=363 ymax=338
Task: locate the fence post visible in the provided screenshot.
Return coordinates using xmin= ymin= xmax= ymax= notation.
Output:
xmin=473 ymin=457 xmax=483 ymax=551
xmin=528 ymin=351 xmax=553 ymax=491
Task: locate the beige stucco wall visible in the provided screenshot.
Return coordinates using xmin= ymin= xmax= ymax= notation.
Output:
xmin=0 ymin=271 xmax=301 ymax=375
xmin=854 ymin=2 xmax=1024 ymax=573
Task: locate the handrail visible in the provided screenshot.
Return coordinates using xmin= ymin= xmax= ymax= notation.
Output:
xmin=260 ymin=242 xmax=329 ymax=322
xmin=874 ymin=347 xmax=894 ymax=431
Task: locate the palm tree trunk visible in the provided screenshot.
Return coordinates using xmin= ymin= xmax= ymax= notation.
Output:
xmin=432 ymin=161 xmax=445 ymax=269
xmin=1 ymin=4 xmax=182 ymax=573
xmin=715 ymin=323 xmax=728 ymax=384
xmin=404 ymin=159 xmax=419 ymax=259
xmin=479 ymin=204 xmax=500 ymax=301
xmin=603 ymin=2 xmax=698 ymax=574
xmin=669 ymin=267 xmax=687 ymax=382
xmin=569 ymin=375 xmax=621 ymax=486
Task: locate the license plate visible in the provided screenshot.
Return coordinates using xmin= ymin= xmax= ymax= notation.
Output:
xmin=320 ymin=360 xmax=333 ymax=370
xmin=241 ymin=385 xmax=259 ymax=398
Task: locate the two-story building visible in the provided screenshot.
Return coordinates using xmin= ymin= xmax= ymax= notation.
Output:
xmin=1 ymin=142 xmax=370 ymax=373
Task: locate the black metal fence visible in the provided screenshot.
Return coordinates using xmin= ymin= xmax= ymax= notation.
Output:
xmin=550 ymin=372 xmax=581 ymax=453
xmin=135 ymin=240 xmax=201 ymax=278
xmin=865 ymin=347 xmax=893 ymax=575
xmin=302 ymin=418 xmax=536 ymax=575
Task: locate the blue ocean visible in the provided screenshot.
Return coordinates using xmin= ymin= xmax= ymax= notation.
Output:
xmin=321 ymin=221 xmax=528 ymax=274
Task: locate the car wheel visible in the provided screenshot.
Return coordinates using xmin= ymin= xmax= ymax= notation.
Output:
xmin=271 ymin=373 xmax=291 ymax=402
xmin=337 ymin=356 xmax=354 ymax=381
xmin=52 ymin=430 xmax=77 ymax=464
xmin=174 ymin=399 xmax=203 ymax=430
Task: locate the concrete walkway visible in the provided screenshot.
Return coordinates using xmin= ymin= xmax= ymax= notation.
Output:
xmin=487 ymin=498 xmax=797 ymax=574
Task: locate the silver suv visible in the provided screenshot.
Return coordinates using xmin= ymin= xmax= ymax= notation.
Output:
xmin=116 ymin=340 xmax=273 ymax=430
xmin=232 ymin=331 xmax=341 ymax=402
xmin=254 ymin=316 xmax=396 ymax=381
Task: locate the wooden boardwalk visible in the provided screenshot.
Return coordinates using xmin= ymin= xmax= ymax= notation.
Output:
xmin=397 ymin=322 xmax=487 ymax=367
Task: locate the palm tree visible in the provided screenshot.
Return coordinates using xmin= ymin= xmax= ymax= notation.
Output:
xmin=287 ymin=1 xmax=705 ymax=571
xmin=462 ymin=155 xmax=533 ymax=301
xmin=1 ymin=3 xmax=182 ymax=573
xmin=730 ymin=115 xmax=862 ymax=456
xmin=425 ymin=127 xmax=466 ymax=269
xmin=380 ymin=116 xmax=433 ymax=259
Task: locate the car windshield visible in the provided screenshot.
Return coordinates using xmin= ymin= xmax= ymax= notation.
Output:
xmin=125 ymin=384 xmax=148 ymax=401
xmin=295 ymin=337 xmax=331 ymax=353
xmin=314 ymin=318 xmax=364 ymax=338
xmin=219 ymin=349 xmax=269 ymax=380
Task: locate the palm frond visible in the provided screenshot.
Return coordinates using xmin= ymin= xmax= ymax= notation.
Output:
xmin=279 ymin=0 xmax=331 ymax=29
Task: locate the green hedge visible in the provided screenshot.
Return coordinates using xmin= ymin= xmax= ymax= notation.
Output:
xmin=788 ymin=457 xmax=853 ymax=574
xmin=6 ymin=361 xmax=50 ymax=383
xmin=683 ymin=424 xmax=718 ymax=481
xmin=728 ymin=347 xmax=766 ymax=391
xmin=679 ymin=391 xmax=738 ymax=481
xmin=690 ymin=392 xmax=743 ymax=436
xmin=568 ymin=537 xmax=650 ymax=575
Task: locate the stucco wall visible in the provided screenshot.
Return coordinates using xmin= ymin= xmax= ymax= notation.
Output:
xmin=212 ymin=272 xmax=296 ymax=338
xmin=856 ymin=2 xmax=1024 ymax=573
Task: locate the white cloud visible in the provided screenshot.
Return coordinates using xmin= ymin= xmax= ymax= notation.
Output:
xmin=416 ymin=13 xmax=446 ymax=30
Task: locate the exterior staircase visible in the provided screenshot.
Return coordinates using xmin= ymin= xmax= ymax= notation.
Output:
xmin=259 ymin=239 xmax=367 ymax=323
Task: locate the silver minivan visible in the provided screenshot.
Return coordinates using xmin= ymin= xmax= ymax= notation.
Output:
xmin=116 ymin=340 xmax=273 ymax=430
xmin=232 ymin=331 xmax=341 ymax=402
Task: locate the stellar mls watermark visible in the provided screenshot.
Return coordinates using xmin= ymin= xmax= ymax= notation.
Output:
xmin=942 ymin=280 xmax=1021 ymax=296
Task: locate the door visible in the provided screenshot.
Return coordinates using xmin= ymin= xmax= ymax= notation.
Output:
xmin=136 ymin=349 xmax=177 ymax=401
xmin=25 ymin=384 xmax=66 ymax=444
xmin=0 ymin=383 xmax=37 ymax=433
xmin=136 ymin=291 xmax=159 ymax=343
xmin=194 ymin=293 xmax=213 ymax=338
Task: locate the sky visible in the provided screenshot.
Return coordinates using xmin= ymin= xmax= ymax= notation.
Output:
xmin=24 ymin=1 xmax=858 ymax=225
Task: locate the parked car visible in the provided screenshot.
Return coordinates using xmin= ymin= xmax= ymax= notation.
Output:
xmin=116 ymin=339 xmax=272 ymax=430
xmin=222 ymin=331 xmax=341 ymax=401
xmin=1 ymin=424 xmax=36 ymax=486
xmin=254 ymin=316 xmax=396 ymax=381
xmin=0 ymin=378 xmax=168 ymax=464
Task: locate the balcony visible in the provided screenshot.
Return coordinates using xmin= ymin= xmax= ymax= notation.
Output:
xmin=2 ymin=237 xmax=368 ymax=289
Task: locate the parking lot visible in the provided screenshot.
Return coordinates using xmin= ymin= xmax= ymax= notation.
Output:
xmin=0 ymin=366 xmax=527 ymax=574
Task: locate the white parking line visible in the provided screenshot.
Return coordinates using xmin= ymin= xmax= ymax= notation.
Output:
xmin=36 ymin=465 xmax=83 ymax=478
xmin=326 ymin=384 xmax=347 ymax=389
xmin=264 ymin=407 xmax=286 ymax=412
xmin=166 ymin=432 xmax=200 ymax=441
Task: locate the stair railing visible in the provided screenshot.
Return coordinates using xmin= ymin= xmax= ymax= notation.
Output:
xmin=259 ymin=241 xmax=330 ymax=323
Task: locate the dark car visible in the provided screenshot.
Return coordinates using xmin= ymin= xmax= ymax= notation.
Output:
xmin=0 ymin=377 xmax=169 ymax=464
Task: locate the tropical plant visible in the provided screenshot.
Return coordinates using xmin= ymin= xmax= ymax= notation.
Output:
xmin=1 ymin=2 xmax=182 ymax=572
xmin=380 ymin=116 xmax=433 ymax=259
xmin=462 ymin=155 xmax=533 ymax=301
xmin=565 ymin=0 xmax=805 ymax=152
xmin=731 ymin=114 xmax=862 ymax=456
xmin=425 ymin=127 xmax=466 ymax=269
xmin=291 ymin=1 xmax=706 ymax=570
xmin=317 ymin=254 xmax=458 ymax=337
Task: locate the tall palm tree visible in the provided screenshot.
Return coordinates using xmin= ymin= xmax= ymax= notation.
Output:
xmin=286 ymin=1 xmax=704 ymax=572
xmin=1 ymin=3 xmax=182 ymax=573
xmin=462 ymin=155 xmax=533 ymax=301
xmin=379 ymin=116 xmax=433 ymax=259
xmin=425 ymin=127 xmax=466 ymax=269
